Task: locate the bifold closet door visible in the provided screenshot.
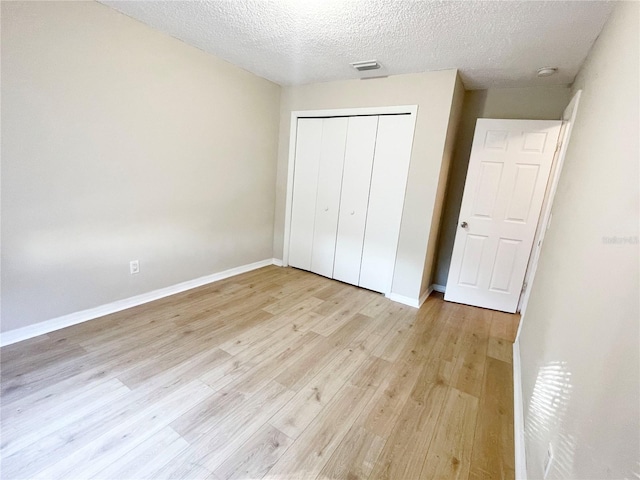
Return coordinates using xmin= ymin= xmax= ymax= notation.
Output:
xmin=310 ymin=118 xmax=349 ymax=277
xmin=288 ymin=118 xmax=322 ymax=271
xmin=333 ymin=116 xmax=379 ymax=285
xmin=359 ymin=114 xmax=415 ymax=293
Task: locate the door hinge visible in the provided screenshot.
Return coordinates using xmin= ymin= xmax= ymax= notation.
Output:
xmin=521 ymin=282 xmax=527 ymax=293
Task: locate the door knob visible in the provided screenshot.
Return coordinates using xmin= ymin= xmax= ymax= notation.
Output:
xmin=350 ymin=211 xmax=355 ymax=216
xmin=460 ymin=221 xmax=468 ymax=228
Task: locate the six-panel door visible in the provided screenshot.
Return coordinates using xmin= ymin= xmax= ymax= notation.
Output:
xmin=444 ymin=119 xmax=562 ymax=313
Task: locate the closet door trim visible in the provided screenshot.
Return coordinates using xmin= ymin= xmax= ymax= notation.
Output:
xmin=283 ymin=105 xmax=418 ymax=277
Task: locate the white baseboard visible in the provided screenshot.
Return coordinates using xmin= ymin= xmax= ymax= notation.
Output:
xmin=386 ymin=286 xmax=432 ymax=309
xmin=386 ymin=293 xmax=419 ymax=308
xmin=272 ymin=258 xmax=284 ymax=267
xmin=419 ymin=286 xmax=433 ymax=306
xmin=0 ymin=258 xmax=278 ymax=347
xmin=431 ymin=283 xmax=446 ymax=293
xmin=513 ymin=340 xmax=528 ymax=479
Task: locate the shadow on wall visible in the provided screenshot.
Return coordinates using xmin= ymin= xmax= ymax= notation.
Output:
xmin=432 ymin=91 xmax=488 ymax=287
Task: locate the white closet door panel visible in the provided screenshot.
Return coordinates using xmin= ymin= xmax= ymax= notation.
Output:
xmin=288 ymin=118 xmax=323 ymax=271
xmin=359 ymin=114 xmax=415 ymax=293
xmin=333 ymin=116 xmax=379 ymax=285
xmin=310 ymin=117 xmax=349 ymax=278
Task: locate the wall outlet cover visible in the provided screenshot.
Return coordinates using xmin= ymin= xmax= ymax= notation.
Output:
xmin=130 ymin=260 xmax=140 ymax=275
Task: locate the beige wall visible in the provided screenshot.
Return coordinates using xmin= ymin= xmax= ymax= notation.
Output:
xmin=274 ymin=70 xmax=460 ymax=300
xmin=419 ymin=74 xmax=465 ymax=297
xmin=519 ymin=2 xmax=639 ymax=478
xmin=434 ymin=85 xmax=571 ymax=287
xmin=1 ymin=1 xmax=281 ymax=332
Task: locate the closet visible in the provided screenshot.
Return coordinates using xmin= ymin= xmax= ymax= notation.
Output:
xmin=287 ymin=109 xmax=416 ymax=294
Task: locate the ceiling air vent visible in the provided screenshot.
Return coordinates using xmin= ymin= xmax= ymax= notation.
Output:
xmin=350 ymin=60 xmax=381 ymax=72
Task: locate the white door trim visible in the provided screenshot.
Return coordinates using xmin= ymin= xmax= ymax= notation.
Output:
xmin=517 ymin=90 xmax=582 ymax=320
xmin=282 ymin=105 xmax=418 ymax=272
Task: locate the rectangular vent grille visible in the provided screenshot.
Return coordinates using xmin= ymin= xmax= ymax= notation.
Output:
xmin=350 ymin=60 xmax=381 ymax=72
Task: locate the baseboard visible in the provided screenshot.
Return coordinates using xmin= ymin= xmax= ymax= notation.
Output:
xmin=386 ymin=293 xmax=419 ymax=308
xmin=419 ymin=286 xmax=433 ymax=306
xmin=0 ymin=258 xmax=278 ymax=347
xmin=431 ymin=283 xmax=446 ymax=293
xmin=272 ymin=258 xmax=284 ymax=267
xmin=513 ymin=340 xmax=528 ymax=479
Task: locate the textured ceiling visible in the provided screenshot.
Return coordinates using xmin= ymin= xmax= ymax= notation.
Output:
xmin=100 ymin=0 xmax=614 ymax=89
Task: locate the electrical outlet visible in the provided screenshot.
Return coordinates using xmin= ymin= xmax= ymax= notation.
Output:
xmin=543 ymin=443 xmax=554 ymax=479
xmin=129 ymin=260 xmax=140 ymax=275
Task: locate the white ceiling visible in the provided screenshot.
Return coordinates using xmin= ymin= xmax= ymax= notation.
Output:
xmin=100 ymin=0 xmax=614 ymax=89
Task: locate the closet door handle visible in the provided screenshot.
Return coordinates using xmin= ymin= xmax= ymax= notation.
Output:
xmin=350 ymin=211 xmax=355 ymax=216
xmin=324 ymin=207 xmax=329 ymax=212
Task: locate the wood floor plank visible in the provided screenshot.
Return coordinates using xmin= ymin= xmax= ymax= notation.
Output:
xmin=168 ymin=381 xmax=295 ymax=473
xmin=0 ymin=340 xmax=87 ymax=380
xmin=169 ymin=389 xmax=246 ymax=443
xmin=213 ymin=424 xmax=293 ymax=480
xmin=487 ymin=336 xmax=513 ymax=363
xmin=371 ymin=310 xmax=417 ymax=362
xmin=450 ymin=327 xmax=490 ymax=398
xmin=218 ymin=297 xmax=322 ymax=356
xmin=118 ymin=345 xmax=232 ymax=390
xmin=90 ymin=426 xmax=189 ymax=480
xmin=0 ymin=378 xmax=131 ymax=458
xmin=350 ymin=355 xmax=392 ymax=390
xmin=490 ymin=311 xmax=520 ymax=342
xmin=310 ymin=290 xmax=377 ymax=337
xmin=262 ymin=280 xmax=327 ymax=315
xmin=369 ymin=381 xmax=448 ymax=480
xmin=469 ymin=357 xmax=515 ymax=480
xmin=419 ymin=387 xmax=479 ymax=480
xmin=358 ymin=295 xmax=390 ymax=318
xmin=270 ymin=346 xmax=369 ymax=439
xmin=360 ymin=354 xmax=424 ymax=438
xmin=273 ymin=315 xmax=369 ymax=392
xmin=318 ymin=425 xmax=386 ymax=480
xmin=151 ymin=457 xmax=214 ymax=480
xmin=1 ymin=369 xmax=207 ymax=479
xmin=266 ymin=382 xmax=377 ymax=479
xmin=225 ymin=330 xmax=325 ymax=396
xmin=8 ymin=381 xmax=213 ymax=480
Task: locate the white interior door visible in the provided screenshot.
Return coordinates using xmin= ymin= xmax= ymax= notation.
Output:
xmin=310 ymin=117 xmax=349 ymax=277
xmin=288 ymin=118 xmax=323 ymax=271
xmin=359 ymin=114 xmax=415 ymax=294
xmin=333 ymin=116 xmax=379 ymax=285
xmin=445 ymin=119 xmax=562 ymax=313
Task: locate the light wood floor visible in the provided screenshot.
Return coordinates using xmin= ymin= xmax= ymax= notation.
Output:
xmin=0 ymin=266 xmax=518 ymax=480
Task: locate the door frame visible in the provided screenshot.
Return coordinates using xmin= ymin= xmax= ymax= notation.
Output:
xmin=516 ymin=90 xmax=583 ymax=319
xmin=282 ymin=105 xmax=418 ymax=268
